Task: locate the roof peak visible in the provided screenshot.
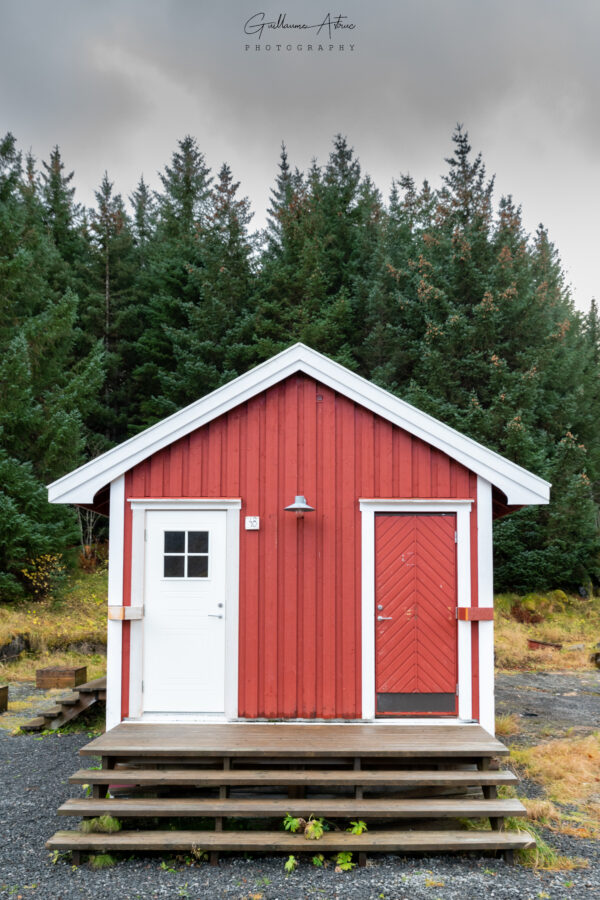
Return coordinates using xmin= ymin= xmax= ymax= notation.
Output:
xmin=48 ymin=343 xmax=550 ymax=507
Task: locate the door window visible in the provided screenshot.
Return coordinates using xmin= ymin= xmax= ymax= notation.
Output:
xmin=163 ymin=530 xmax=209 ymax=578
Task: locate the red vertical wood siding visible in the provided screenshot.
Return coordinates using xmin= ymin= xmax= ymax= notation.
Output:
xmin=121 ymin=374 xmax=478 ymax=719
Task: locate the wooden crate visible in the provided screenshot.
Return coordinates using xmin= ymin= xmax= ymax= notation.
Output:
xmin=36 ymin=666 xmax=87 ymax=689
xmin=0 ymin=684 xmax=7 ymax=713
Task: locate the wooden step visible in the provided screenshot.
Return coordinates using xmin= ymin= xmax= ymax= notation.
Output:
xmin=20 ymin=716 xmax=48 ymax=732
xmin=59 ymin=796 xmax=526 ymax=819
xmin=19 ymin=678 xmax=106 ymax=733
xmin=46 ymin=827 xmax=535 ymax=853
xmin=44 ymin=693 xmax=100 ymax=732
xmin=69 ymin=767 xmax=519 ymax=788
xmin=78 ymin=677 xmax=107 ymax=694
xmin=59 ymin=693 xmax=82 ymax=706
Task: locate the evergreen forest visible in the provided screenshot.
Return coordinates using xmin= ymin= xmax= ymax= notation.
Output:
xmin=1 ymin=126 xmax=599 ymax=600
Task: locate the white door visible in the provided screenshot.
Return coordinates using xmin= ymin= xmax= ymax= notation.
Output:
xmin=143 ymin=509 xmax=227 ymax=713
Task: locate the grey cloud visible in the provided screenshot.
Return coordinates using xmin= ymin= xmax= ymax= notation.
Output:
xmin=0 ymin=0 xmax=597 ymax=305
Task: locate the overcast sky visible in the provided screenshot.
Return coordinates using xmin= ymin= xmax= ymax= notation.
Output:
xmin=1 ymin=1 xmax=598 ymax=310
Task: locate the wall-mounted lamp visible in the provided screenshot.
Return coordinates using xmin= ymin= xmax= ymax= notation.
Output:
xmin=284 ymin=495 xmax=315 ymax=518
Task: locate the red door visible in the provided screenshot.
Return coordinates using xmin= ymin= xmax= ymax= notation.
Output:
xmin=375 ymin=513 xmax=458 ymax=716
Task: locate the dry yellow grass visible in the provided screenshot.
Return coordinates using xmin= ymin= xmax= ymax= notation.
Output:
xmin=522 ymin=798 xmax=560 ymax=824
xmin=0 ymin=568 xmax=107 ymax=682
xmin=0 ymin=649 xmax=106 ymax=683
xmin=494 ymin=591 xmax=599 ymax=672
xmin=512 ymin=734 xmax=600 ymax=805
xmin=495 ymin=713 xmax=521 ymax=736
xmin=0 ymin=568 xmax=107 ymax=649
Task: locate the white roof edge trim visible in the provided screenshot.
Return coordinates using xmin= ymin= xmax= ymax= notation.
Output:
xmin=48 ymin=342 xmax=551 ymax=507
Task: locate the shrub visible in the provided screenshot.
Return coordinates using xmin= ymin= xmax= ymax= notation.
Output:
xmin=20 ymin=554 xmax=66 ymax=600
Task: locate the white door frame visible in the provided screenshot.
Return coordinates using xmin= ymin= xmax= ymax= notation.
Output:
xmin=127 ymin=498 xmax=241 ymax=723
xmin=359 ymin=499 xmax=473 ymax=722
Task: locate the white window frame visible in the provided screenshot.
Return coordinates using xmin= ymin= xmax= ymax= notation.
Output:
xmin=126 ymin=498 xmax=241 ymax=723
xmin=359 ymin=498 xmax=473 ymax=722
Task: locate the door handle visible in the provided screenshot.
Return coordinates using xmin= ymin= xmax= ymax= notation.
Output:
xmin=208 ymin=614 xmax=224 ymax=619
xmin=377 ymin=615 xmax=393 ymax=620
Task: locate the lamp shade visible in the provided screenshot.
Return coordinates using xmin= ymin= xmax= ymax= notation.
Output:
xmin=284 ymin=495 xmax=315 ymax=512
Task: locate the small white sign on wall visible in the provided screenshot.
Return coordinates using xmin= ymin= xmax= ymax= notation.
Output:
xmin=245 ymin=516 xmax=260 ymax=530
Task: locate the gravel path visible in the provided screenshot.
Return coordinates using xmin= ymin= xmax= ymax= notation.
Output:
xmin=1 ymin=727 xmax=599 ymax=900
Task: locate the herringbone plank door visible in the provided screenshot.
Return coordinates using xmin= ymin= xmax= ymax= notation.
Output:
xmin=375 ymin=513 xmax=458 ymax=716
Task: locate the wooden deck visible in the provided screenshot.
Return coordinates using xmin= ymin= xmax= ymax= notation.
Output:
xmin=48 ymin=721 xmax=531 ymax=865
xmin=81 ymin=721 xmax=508 ymax=759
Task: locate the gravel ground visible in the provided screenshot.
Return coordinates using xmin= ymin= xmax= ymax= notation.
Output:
xmin=0 ymin=682 xmax=76 ymax=733
xmin=1 ymin=679 xmax=600 ymax=900
xmin=496 ymin=671 xmax=600 ymax=745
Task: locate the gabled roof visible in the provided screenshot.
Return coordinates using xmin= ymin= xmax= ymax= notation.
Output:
xmin=48 ymin=343 xmax=550 ymax=506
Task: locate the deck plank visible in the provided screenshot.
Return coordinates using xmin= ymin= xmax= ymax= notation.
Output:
xmin=46 ymin=828 xmax=535 ymax=853
xmin=69 ymin=767 xmax=518 ymax=787
xmin=58 ymin=796 xmax=526 ymax=818
xmin=80 ymin=723 xmax=508 ymax=759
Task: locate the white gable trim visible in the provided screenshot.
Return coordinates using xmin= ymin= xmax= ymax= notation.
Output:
xmin=48 ymin=343 xmax=550 ymax=506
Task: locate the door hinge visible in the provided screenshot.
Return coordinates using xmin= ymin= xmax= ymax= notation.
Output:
xmin=454 ymin=530 xmax=458 ymax=543
xmin=141 ymin=680 xmax=144 ymax=693
xmin=144 ymin=529 xmax=147 ymax=542
xmin=455 ymin=683 xmax=459 ymax=695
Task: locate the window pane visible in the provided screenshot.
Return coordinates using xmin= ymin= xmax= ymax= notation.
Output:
xmin=188 ymin=531 xmax=209 ymax=554
xmin=187 ymin=555 xmax=208 ymax=578
xmin=164 ymin=531 xmax=185 ymax=553
xmin=164 ymin=555 xmax=185 ymax=577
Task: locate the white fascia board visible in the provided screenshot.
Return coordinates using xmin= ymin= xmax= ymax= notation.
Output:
xmin=47 ymin=343 xmax=551 ymax=507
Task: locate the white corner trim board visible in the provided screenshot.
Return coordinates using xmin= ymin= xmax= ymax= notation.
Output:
xmin=477 ymin=477 xmax=495 ymax=736
xmin=48 ymin=344 xmax=550 ymax=507
xmin=359 ymin=499 xmax=472 ymax=722
xmin=105 ymin=476 xmax=124 ymax=731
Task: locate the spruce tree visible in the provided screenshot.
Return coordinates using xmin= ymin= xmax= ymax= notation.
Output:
xmin=156 ymin=162 xmax=256 ymax=412
xmin=132 ymin=136 xmax=213 ymax=424
xmin=78 ymin=173 xmax=136 ymax=445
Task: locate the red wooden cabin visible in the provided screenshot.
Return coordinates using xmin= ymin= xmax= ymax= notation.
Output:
xmin=48 ymin=344 xmax=549 ymax=735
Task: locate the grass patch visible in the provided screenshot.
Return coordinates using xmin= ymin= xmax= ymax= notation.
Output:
xmin=495 ymin=591 xmax=600 ymax=672
xmin=6 ymin=697 xmax=39 ymax=712
xmin=80 ymin=815 xmax=122 ymax=834
xmin=461 ymin=816 xmax=586 ymax=870
xmin=0 ymin=649 xmax=106 ymax=683
xmin=522 ymin=798 xmax=560 ymax=824
xmin=511 ymin=734 xmax=600 ymax=805
xmin=510 ymin=821 xmax=587 ymax=870
xmin=88 ymin=852 xmax=117 ymax=869
xmin=0 ymin=566 xmax=107 ymax=682
xmin=495 ymin=713 xmax=520 ymax=736
xmin=512 ymin=734 xmax=600 ymax=839
xmin=0 ymin=567 xmax=107 ymax=651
